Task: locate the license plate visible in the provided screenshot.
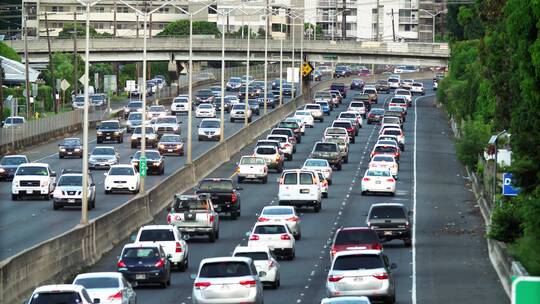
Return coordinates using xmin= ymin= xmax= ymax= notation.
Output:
xmin=26 ymin=190 xmax=32 ymax=194
xmin=136 ymin=274 xmax=146 ymax=280
xmin=384 ymin=231 xmax=393 ymax=236
xmin=247 ymin=175 xmax=256 ymax=178
xmin=68 ymin=199 xmax=75 ymax=203
xmin=375 ymin=181 xmax=382 ymax=184
xmin=106 ymin=136 xmax=111 ymax=139
xmin=300 ymin=189 xmax=309 ymax=194
xmin=67 ymin=152 xmax=72 ymax=155
xmin=207 ymin=135 xmax=212 ymax=138
xmin=168 ymin=149 xmax=173 ymax=152
xmin=353 ymin=277 xmax=364 ymax=282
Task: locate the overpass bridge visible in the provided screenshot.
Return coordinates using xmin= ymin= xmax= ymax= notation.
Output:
xmin=8 ymin=37 xmax=450 ymax=67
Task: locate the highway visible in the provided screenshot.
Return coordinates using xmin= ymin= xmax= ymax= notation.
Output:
xmin=77 ymin=81 xmax=507 ymax=303
xmin=0 ymin=82 xmax=294 ymax=260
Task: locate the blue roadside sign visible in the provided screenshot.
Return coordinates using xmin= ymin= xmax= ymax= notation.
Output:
xmin=503 ymin=173 xmax=521 ymax=196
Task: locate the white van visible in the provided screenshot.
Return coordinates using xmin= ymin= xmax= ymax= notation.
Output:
xmin=278 ymin=169 xmax=322 ymax=212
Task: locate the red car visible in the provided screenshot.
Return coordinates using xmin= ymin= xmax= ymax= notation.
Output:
xmin=330 ymin=227 xmax=383 ymax=259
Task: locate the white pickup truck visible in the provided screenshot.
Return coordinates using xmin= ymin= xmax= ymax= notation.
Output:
xmin=133 ymin=224 xmax=189 ymax=271
xmin=237 ymin=156 xmax=268 ymax=184
xmin=166 ymin=194 xmax=220 ymax=242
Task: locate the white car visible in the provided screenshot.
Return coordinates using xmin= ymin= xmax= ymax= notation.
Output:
xmin=302 ymin=158 xmax=333 ymax=184
xmin=338 ymin=111 xmax=363 ymax=129
xmin=73 ymin=272 xmax=137 ymax=304
xmin=304 ymin=103 xmax=324 ymax=122
xmin=247 ymin=222 xmax=296 ymax=260
xmin=380 ymin=128 xmax=405 ymax=149
xmin=53 ymin=171 xmax=96 ymax=210
xmin=171 ymin=95 xmax=190 ymax=115
xmin=267 ymin=135 xmax=294 ymax=160
xmin=2 ymin=116 xmax=26 ymax=128
xmin=394 ymin=89 xmax=412 ymax=104
xmin=12 ymin=163 xmax=56 ymax=201
xmin=233 ymin=246 xmax=281 ymax=289
xmin=294 ymin=110 xmax=315 ymax=128
xmin=130 ymin=126 xmax=158 ymax=149
xmin=237 ymin=156 xmax=268 ymax=183
xmin=257 ymin=205 xmax=302 ymax=240
xmin=224 ymin=94 xmax=240 ymax=105
xmin=197 ymin=118 xmax=221 ymax=141
xmin=361 ymin=168 xmax=396 ymax=196
xmin=401 ymin=79 xmax=414 ymax=89
xmin=348 ymin=101 xmax=367 ymax=117
xmin=147 ymin=105 xmax=167 ymax=119
xmin=320 ymin=297 xmax=371 ymax=304
xmin=387 ymin=77 xmax=400 ymax=89
xmin=154 ymin=115 xmax=181 ymax=136
xmin=369 ymin=155 xmax=399 ymax=178
xmin=195 ymin=103 xmax=216 ymax=118
xmin=393 ymin=66 xmax=406 ymax=74
xmin=410 ymin=82 xmax=425 ymax=95
xmin=278 ymin=169 xmax=322 ymax=212
xmin=134 ymin=225 xmax=189 ymax=271
xmin=229 ymin=103 xmax=252 ymax=122
xmin=104 ymin=165 xmax=140 ymax=194
xmin=26 ymin=285 xmax=97 ymax=304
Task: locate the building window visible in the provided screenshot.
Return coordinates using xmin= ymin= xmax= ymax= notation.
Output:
xmin=92 ymin=22 xmax=104 ymax=29
xmin=76 ymin=6 xmax=84 ymax=13
xmin=208 ymin=4 xmax=217 ymax=14
xmin=159 ymin=7 xmax=169 ymax=13
xmin=94 ymin=6 xmax=105 ymax=13
xmin=51 ymin=6 xmax=64 ymax=13
xmin=271 ymin=23 xmax=286 ymax=32
xmin=117 ymin=7 xmax=129 ymax=13
xmin=25 ymin=3 xmax=37 ymax=20
xmin=117 ymin=23 xmax=129 ymax=30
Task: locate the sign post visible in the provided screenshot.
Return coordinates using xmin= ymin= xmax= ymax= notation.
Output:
xmin=513 ymin=276 xmax=540 ymax=304
xmin=139 ymin=156 xmax=147 ymax=177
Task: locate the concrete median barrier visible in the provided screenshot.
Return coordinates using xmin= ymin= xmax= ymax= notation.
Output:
xmin=0 ymin=76 xmax=339 ymax=304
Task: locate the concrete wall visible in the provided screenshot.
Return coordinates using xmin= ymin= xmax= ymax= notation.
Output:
xmin=0 ymin=77 xmax=337 ymax=304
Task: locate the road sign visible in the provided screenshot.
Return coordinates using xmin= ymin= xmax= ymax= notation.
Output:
xmin=139 ymin=156 xmax=147 ymax=177
xmin=302 ymin=61 xmax=314 ymax=77
xmin=503 ymin=173 xmax=521 ymax=196
xmin=60 ymin=79 xmax=70 ymax=91
xmin=513 ymin=276 xmax=540 ymax=304
xmin=79 ymin=74 xmax=87 ymax=85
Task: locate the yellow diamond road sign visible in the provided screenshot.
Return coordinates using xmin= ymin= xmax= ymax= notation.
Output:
xmin=302 ymin=62 xmax=313 ymax=77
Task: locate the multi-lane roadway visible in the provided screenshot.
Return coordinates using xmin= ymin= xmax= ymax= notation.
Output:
xmin=71 ymin=81 xmax=507 ymax=303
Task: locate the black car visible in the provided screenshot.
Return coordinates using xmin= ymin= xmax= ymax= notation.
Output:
xmin=58 ymin=138 xmax=83 ymax=159
xmin=258 ymin=92 xmax=277 ymax=108
xmin=0 ymin=155 xmax=29 ymax=181
xmin=366 ymin=203 xmax=412 ymax=247
xmin=123 ymin=100 xmax=143 ymax=119
xmin=238 ymin=86 xmax=259 ymax=99
xmin=376 ymin=79 xmax=391 ymax=93
xmin=117 ymin=244 xmax=172 ymax=287
xmin=282 ymin=83 xmax=294 ymax=96
xmin=130 ymin=150 xmax=164 ymax=175
xmin=214 ymin=96 xmax=232 ymax=113
xmin=252 ymin=81 xmax=266 ymax=95
xmin=97 ymin=120 xmax=124 ymax=143
xmin=195 ymin=178 xmax=242 ymax=219
xmin=248 ymin=99 xmax=260 ymax=115
xmin=158 ymin=134 xmax=184 ymax=156
xmin=333 ymin=66 xmax=349 ymax=78
xmin=367 ymin=108 xmax=386 ymax=124
xmin=195 ymin=89 xmax=215 ymax=105
xmin=350 ymin=79 xmax=365 ymax=90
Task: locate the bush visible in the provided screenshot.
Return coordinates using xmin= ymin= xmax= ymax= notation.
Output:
xmin=455 ymin=118 xmax=492 ymax=169
xmin=510 ymin=235 xmax=540 ymax=275
xmin=488 ymin=201 xmax=523 ymax=243
xmin=2 ymin=108 xmax=10 ymax=120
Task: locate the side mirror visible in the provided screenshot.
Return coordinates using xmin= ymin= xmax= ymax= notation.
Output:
xmin=130 ymin=234 xmax=137 ymax=242
xmin=90 ymin=182 xmax=95 ymax=187
xmin=190 ymin=274 xmax=197 ymax=280
xmin=391 ymin=263 xmax=397 ymax=270
xmin=93 ymin=299 xmax=101 ymax=304
xmin=104 ymin=173 xmax=108 ymax=176
xmin=51 ymin=172 xmax=56 ymax=177
xmin=245 ymin=231 xmax=251 ymax=237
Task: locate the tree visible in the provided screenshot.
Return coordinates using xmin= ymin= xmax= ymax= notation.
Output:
xmin=57 ymin=23 xmax=112 ymax=38
xmin=41 ymin=53 xmax=84 ymax=102
xmin=0 ymin=41 xmax=21 ymax=62
xmin=157 ymin=20 xmax=220 ymax=37
xmin=304 ymin=23 xmax=323 ymax=40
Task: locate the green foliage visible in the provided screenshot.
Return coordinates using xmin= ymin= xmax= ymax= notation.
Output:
xmin=304 ymin=23 xmax=323 ymax=40
xmin=0 ymin=41 xmax=21 ymax=62
xmin=157 ymin=20 xmax=220 ymax=37
xmin=455 ymin=118 xmax=492 ymax=169
xmin=2 ymin=107 xmax=10 ymax=120
xmin=41 ymin=53 xmax=84 ymax=100
xmin=488 ymin=201 xmax=523 ymax=243
xmin=225 ymin=25 xmax=257 ymax=39
xmin=58 ymin=23 xmax=112 ymax=38
xmin=36 ymin=85 xmax=53 ymax=112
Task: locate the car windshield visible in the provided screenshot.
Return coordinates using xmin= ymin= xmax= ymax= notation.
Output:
xmin=139 ymin=229 xmax=175 ymax=242
xmin=350 ymin=102 xmax=364 ymax=108
xmin=388 ymin=78 xmax=399 ymax=83
xmin=283 ymin=83 xmax=292 ymax=89
xmin=295 ymin=111 xmax=310 ymax=116
xmin=108 ymin=167 xmax=134 ymax=176
xmin=160 ymin=135 xmax=181 ymax=142
xmin=256 ymin=147 xmax=277 ymax=155
xmin=373 ymin=156 xmax=395 ymax=162
xmin=254 ymin=224 xmax=287 ymax=234
xmin=149 ymin=106 xmax=165 ymax=112
xmin=133 ymin=151 xmax=160 ymax=160
xmin=396 ymin=90 xmax=410 ymax=96
xmin=305 ymin=105 xmax=320 ymax=110
xmin=333 ymin=254 xmax=383 ymax=270
xmin=314 ymin=92 xmax=331 ymax=99
xmin=371 ymin=109 xmax=385 ymax=115
xmin=366 ymin=169 xmax=391 ymax=177
xmin=369 ymin=206 xmax=406 ymax=219
xmin=92 ymin=148 xmax=115 ymax=155
xmin=232 ymin=104 xmax=246 ymax=110
xmin=156 ymin=117 xmax=176 ymax=124
xmin=1 ymin=156 xmax=27 ymax=165
xmin=199 ymin=262 xmax=251 ymax=278
xmin=173 ymin=97 xmax=188 ymax=103
xmin=229 ymin=77 xmax=241 ymax=83
xmin=123 ymin=247 xmax=159 ymax=258
xmin=62 ymin=138 xmax=81 ymax=146
xmin=317 ymin=102 xmax=329 ymax=107
xmin=16 ymin=166 xmax=48 ymax=176
xmin=413 ymin=83 xmax=423 ymax=87
xmin=262 ymin=207 xmax=293 ymax=216
xmin=335 ymin=230 xmax=379 ymax=245
xmin=128 ymin=102 xmax=142 ymax=108
xmin=283 ymin=173 xmax=298 ymax=185
xmin=75 ymin=96 xmax=85 ymax=103
xmin=198 ymin=180 xmax=233 ymax=191
xmin=267 ymin=136 xmax=285 ymax=143
xmin=364 ymin=89 xmax=376 ymax=94
xmin=201 ymin=120 xmax=220 ymax=128
xmin=199 ymin=104 xmax=213 ymax=109
xmin=128 ymin=113 xmax=143 ymax=120
xmin=314 ymin=143 xmax=337 ymax=152
xmin=384 ymin=130 xmax=401 ymax=136
xmin=272 ymin=129 xmax=291 ymax=136
xmin=58 ymin=175 xmax=82 ymax=186
xmin=235 ymin=252 xmax=269 ymax=261
xmin=240 ymin=157 xmax=265 ymax=165
xmin=304 ymin=159 xmax=327 ymax=167
xmin=173 ymin=198 xmax=209 ymax=212
xmin=99 ymin=122 xmax=119 ymax=130
xmin=74 ymin=277 xmax=119 ymax=289
xmin=197 ymin=90 xmax=213 ymax=96
xmin=90 ymin=95 xmax=104 ymax=101
xmin=5 ymin=117 xmax=24 ymax=124
xmin=279 ymin=122 xmax=298 ymax=128
xmin=30 ymin=292 xmax=82 ymax=304
xmin=340 ymin=113 xmax=355 ymax=118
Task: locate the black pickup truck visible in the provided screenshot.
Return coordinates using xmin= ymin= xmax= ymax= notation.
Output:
xmin=195 ymin=178 xmax=242 ymax=220
xmin=366 ymin=203 xmax=412 ymax=247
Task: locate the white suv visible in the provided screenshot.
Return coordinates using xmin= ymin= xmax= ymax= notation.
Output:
xmin=26 ymin=284 xmax=98 ymax=304
xmin=230 ymin=103 xmax=252 ymax=123
xmin=53 ymin=171 xmax=96 ymax=210
xmin=247 ymin=222 xmax=296 ymax=260
xmin=278 ymin=169 xmax=322 ymax=212
xmin=134 ymin=225 xmax=189 ymax=271
xmin=171 ymin=95 xmax=190 ymax=115
xmin=104 ymin=165 xmax=140 ymax=194
xmin=12 ymin=163 xmax=56 ymax=201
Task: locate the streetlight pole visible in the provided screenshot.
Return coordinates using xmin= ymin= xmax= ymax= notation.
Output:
xmin=420 ymin=9 xmax=443 ymax=43
xmin=140 ymin=8 xmax=148 ymax=193
xmin=220 ymin=9 xmax=226 ymax=141
xmin=300 ymin=14 xmax=304 ymax=97
xmin=188 ymin=13 xmax=193 ymax=162
xmin=291 ymin=14 xmax=295 ymax=99
xmin=263 ymin=2 xmax=269 ymax=115
xmin=244 ymin=25 xmax=251 ymax=126
xmin=279 ymin=22 xmax=283 ymax=106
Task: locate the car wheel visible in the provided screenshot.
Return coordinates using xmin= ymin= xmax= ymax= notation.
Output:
xmin=59 ymin=154 xmax=63 ymax=159
xmin=351 ymin=137 xmax=355 ymax=144
xmin=344 ymin=156 xmax=349 ymax=164
xmin=231 ymin=211 xmax=237 ymax=220
xmin=11 ymin=194 xmax=18 ymax=201
xmin=248 ymin=117 xmax=252 ymax=123
xmin=314 ymin=202 xmax=321 ymax=213
xmin=131 ymin=143 xmax=136 ymax=149
xmin=53 ymin=202 xmax=61 ymax=210
xmin=384 ymin=295 xmax=395 ymax=304
xmin=208 ymin=231 xmax=216 ymax=243
xmin=337 ymin=163 xmax=342 ymax=171
xmin=404 ymin=239 xmax=412 ymax=248
xmin=237 ymin=176 xmax=243 ymax=184
xmin=322 ymin=192 xmax=328 ymax=198
xmin=89 ymin=199 xmax=95 ymax=210
xmin=328 ymin=179 xmax=333 ymax=185
xmin=297 ymin=137 xmax=301 ymax=144
xmin=230 ymin=118 xmax=234 ymax=122
xmin=262 ymin=176 xmax=268 ymax=184
xmin=361 ymin=191 xmax=366 ymax=196
xmin=277 ymin=165 xmax=283 ymax=173
xmin=295 ymin=231 xmax=301 ymax=241
xmin=43 ymin=194 xmax=50 ymax=201
xmin=287 ymin=154 xmax=293 ymax=161
xmin=105 ymin=190 xmax=111 ymax=194
xmin=97 ymin=138 xmax=102 ymax=144
xmin=271 ymin=279 xmax=279 ymax=289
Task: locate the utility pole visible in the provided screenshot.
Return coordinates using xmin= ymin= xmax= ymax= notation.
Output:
xmin=0 ymin=58 xmax=4 ymax=120
xmin=148 ymin=0 xmax=152 ymax=81
xmin=341 ymin=0 xmax=346 ymax=39
xmin=44 ymin=12 xmax=58 ymax=113
xmin=375 ymin=0 xmax=380 ymax=41
xmin=391 ymin=8 xmax=396 ymax=42
xmin=23 ymin=15 xmax=31 ymax=118
xmin=113 ymin=1 xmax=119 ymax=95
xmin=73 ymin=12 xmax=78 ymax=98
xmin=113 ymin=1 xmax=117 ymax=36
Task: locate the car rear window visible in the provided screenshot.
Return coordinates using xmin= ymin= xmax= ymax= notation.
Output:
xmin=30 ymin=292 xmax=82 ymax=304
xmin=123 ymin=247 xmax=160 ymax=258
xmin=372 ymin=156 xmax=395 ymax=162
xmin=74 ymin=277 xmax=120 ymax=289
xmin=333 ymin=254 xmax=383 ymax=270
xmin=256 ymin=147 xmax=277 ymax=155
xmin=314 ymin=143 xmax=338 ymax=152
xmin=369 ymin=206 xmax=406 ymax=219
xmin=173 ymin=198 xmax=209 ymax=212
xmin=283 ymin=173 xmax=298 ymax=185
xmin=262 ymin=207 xmax=293 ymax=216
xmin=199 ymin=262 xmax=251 ymax=278
xmin=333 ymin=122 xmax=352 ymax=129
xmin=254 ymin=224 xmax=287 ymax=234
xmin=234 ymin=252 xmax=270 ymax=261
xmin=109 ymin=167 xmax=134 ymax=176
xmin=375 ymin=146 xmax=398 ymax=153
xmin=198 ymin=180 xmax=233 ymax=191
xmin=139 ymin=229 xmax=175 ymax=242
xmin=267 ymin=136 xmax=286 ymax=143
xmin=299 ymin=172 xmax=314 ymax=185
xmin=391 ymin=98 xmax=406 ymax=104
xmin=364 ymin=89 xmax=376 ymax=94
xmin=350 ymin=102 xmax=364 ymax=108
xmin=272 ymin=129 xmax=292 ymax=136
xmin=388 ymin=78 xmax=399 ymax=83
xmin=384 ymin=130 xmax=401 ymax=136
xmin=340 ymin=113 xmax=355 ymax=118
xmin=241 ymin=157 xmax=266 ymax=165
xmin=305 ymin=105 xmax=321 ymax=110
xmin=335 ymin=230 xmax=379 ymax=245
xmin=367 ymin=170 xmax=392 ymax=177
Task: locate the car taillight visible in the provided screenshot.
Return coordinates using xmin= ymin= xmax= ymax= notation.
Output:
xmin=372 ymin=243 xmax=383 ymax=250
xmin=195 ymin=282 xmax=211 ymax=289
xmin=328 ymin=275 xmax=343 ymax=282
xmin=284 ymin=143 xmax=291 ymax=148
xmin=387 ymin=178 xmax=395 ymax=183
xmin=117 ymin=260 xmax=127 ymax=268
xmin=175 ymin=242 xmax=182 ymax=253
xmin=231 ymin=192 xmax=238 ymax=204
xmin=167 ymin=214 xmax=172 ymax=224
xmin=240 ymin=280 xmax=257 ymax=287
xmin=258 ymin=217 xmax=270 ymax=222
xmin=373 ymin=273 xmax=389 ymax=280
xmin=286 ymin=216 xmax=299 ymax=222
xmin=155 ymin=258 xmax=165 ymax=268
xmin=331 ymin=247 xmax=337 ymax=257
xmin=249 ymin=234 xmax=259 ymax=240
xmin=107 ymin=291 xmax=123 ymax=300
xmin=363 ymin=177 xmax=370 ymax=181
xmin=280 ymin=234 xmax=291 ymax=240
xmin=209 ymin=214 xmax=215 ymax=222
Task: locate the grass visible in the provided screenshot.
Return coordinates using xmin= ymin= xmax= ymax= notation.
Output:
xmin=509 ymin=236 xmax=540 ymax=275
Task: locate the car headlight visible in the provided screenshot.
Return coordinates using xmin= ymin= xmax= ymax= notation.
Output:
xmin=60 ymin=148 xmax=66 ymax=152
xmin=74 ymin=148 xmax=81 ymax=152
xmin=159 ymin=144 xmax=165 ymax=149
xmin=176 ymin=144 xmax=182 ymax=149
xmin=41 ymin=180 xmax=49 ymax=187
xmin=0 ymin=168 xmax=5 ymax=173
xmin=97 ymin=131 xmax=103 ymax=135
xmin=131 ymin=135 xmax=136 ymax=140
xmin=114 ymin=132 xmax=120 ymax=135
